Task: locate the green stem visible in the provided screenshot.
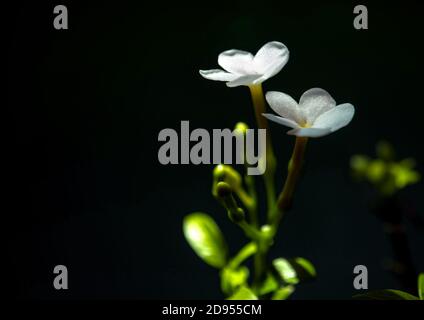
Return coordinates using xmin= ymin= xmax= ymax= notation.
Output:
xmin=252 ymin=242 xmax=267 ymax=292
xmin=273 ymin=137 xmax=308 ymax=228
xmin=238 ymin=220 xmax=263 ymax=241
xmin=228 ymin=242 xmax=258 ymax=269
xmin=245 ymin=174 xmax=258 ymax=227
xmin=248 ymin=84 xmax=277 ymax=217
xmin=235 ymin=187 xmax=255 ymax=215
xmin=248 ymin=84 xmax=277 ymax=293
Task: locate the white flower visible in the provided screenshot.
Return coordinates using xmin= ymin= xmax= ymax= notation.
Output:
xmin=199 ymin=41 xmax=289 ymax=87
xmin=263 ymin=88 xmax=355 ymax=138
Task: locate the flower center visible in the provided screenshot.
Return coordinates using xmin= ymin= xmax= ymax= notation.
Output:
xmin=299 ymin=122 xmax=311 ymax=128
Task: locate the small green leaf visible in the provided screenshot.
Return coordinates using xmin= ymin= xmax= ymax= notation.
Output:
xmin=220 ymin=266 xmax=249 ymax=295
xmin=183 ymin=212 xmax=228 ymax=268
xmin=353 ymin=289 xmax=419 ymax=300
xmin=272 ymin=285 xmax=295 ymax=300
xmin=258 ymin=273 xmax=279 ymax=296
xmin=227 ymin=286 xmax=258 ymax=300
xmin=418 ymin=273 xmax=424 ymax=300
xmin=272 ymin=257 xmax=316 ymax=285
xmin=294 ymin=257 xmax=317 ymax=278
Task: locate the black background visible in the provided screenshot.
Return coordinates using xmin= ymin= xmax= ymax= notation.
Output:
xmin=6 ymin=0 xmax=424 ymax=299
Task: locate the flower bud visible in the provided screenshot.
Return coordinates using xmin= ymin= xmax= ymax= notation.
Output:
xmin=215 ymin=182 xmax=246 ymax=223
xmin=212 ymin=165 xmax=242 ymax=197
xmin=234 ymin=122 xmax=249 ymax=136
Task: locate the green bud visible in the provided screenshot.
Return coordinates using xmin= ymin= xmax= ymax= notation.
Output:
xmin=234 ymin=122 xmax=249 ymax=136
xmin=212 ymin=165 xmax=242 ymax=197
xmin=229 ymin=208 xmax=245 ymax=223
xmin=215 ymin=182 xmax=245 ymax=223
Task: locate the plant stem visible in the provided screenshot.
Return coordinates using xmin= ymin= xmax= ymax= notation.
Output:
xmin=373 ymin=195 xmax=418 ymax=294
xmin=273 ymin=137 xmax=308 ymax=227
xmin=248 ymin=84 xmax=277 ymax=291
xmin=245 ymin=174 xmax=258 ymax=227
xmin=228 ymin=242 xmax=258 ymax=269
xmin=253 ymin=244 xmax=267 ymax=292
xmin=236 ymin=187 xmax=256 ymax=219
xmin=248 ymin=84 xmax=277 ymax=217
xmin=238 ymin=220 xmax=263 ymax=241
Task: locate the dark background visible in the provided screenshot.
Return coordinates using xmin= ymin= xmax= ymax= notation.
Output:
xmin=5 ymin=0 xmax=424 ymax=299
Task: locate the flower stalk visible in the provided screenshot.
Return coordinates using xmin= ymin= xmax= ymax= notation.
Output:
xmin=248 ymin=84 xmax=277 ymax=219
xmin=244 ymin=174 xmax=258 ymax=227
xmin=273 ymin=137 xmax=308 ymax=226
xmin=248 ymin=84 xmax=277 ymax=290
xmin=227 ymin=242 xmax=258 ymax=269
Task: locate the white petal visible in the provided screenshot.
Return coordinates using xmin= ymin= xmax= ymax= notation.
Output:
xmin=199 ymin=69 xmax=238 ymax=81
xmin=312 ymin=103 xmax=355 ymax=132
xmin=262 ymin=113 xmax=300 ymax=129
xmin=253 ymin=41 xmax=289 ymax=79
xmin=265 ymin=91 xmax=303 ymax=123
xmin=218 ymin=49 xmax=255 ymax=75
xmin=226 ymin=75 xmax=262 ymax=87
xmin=299 ymin=88 xmax=336 ymax=124
xmin=287 ymin=127 xmax=332 ymax=138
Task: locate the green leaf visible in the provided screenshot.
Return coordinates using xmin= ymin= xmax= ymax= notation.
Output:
xmin=220 ymin=266 xmax=249 ymax=295
xmin=272 ymin=285 xmax=295 ymax=300
xmin=258 ymin=273 xmax=279 ymax=296
xmin=183 ymin=212 xmax=228 ymax=268
xmin=227 ymin=286 xmax=258 ymax=300
xmin=418 ymin=273 xmax=424 ymax=300
xmin=272 ymin=257 xmax=317 ymax=285
xmin=353 ymin=289 xmax=419 ymax=300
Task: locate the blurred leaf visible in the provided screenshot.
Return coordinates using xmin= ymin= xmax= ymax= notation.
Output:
xmin=353 ymin=289 xmax=419 ymax=300
xmin=376 ymin=140 xmax=395 ymax=161
xmin=272 ymin=285 xmax=295 ymax=300
xmin=273 ymin=257 xmax=316 ymax=285
xmin=399 ymin=158 xmax=416 ymax=169
xmin=258 ymin=272 xmax=279 ymax=296
xmin=227 ymin=286 xmax=258 ymax=300
xmin=220 ymin=266 xmax=249 ymax=295
xmin=183 ymin=212 xmax=228 ymax=268
xmin=390 ymin=162 xmax=421 ymax=189
xmin=294 ymin=257 xmax=317 ymax=277
xmin=367 ymin=159 xmax=386 ymax=183
xmin=351 ymin=141 xmax=420 ymax=195
xmin=273 ymin=258 xmax=296 ymax=284
xmin=350 ymin=155 xmax=370 ymax=177
xmin=419 ymin=273 xmax=424 ymax=300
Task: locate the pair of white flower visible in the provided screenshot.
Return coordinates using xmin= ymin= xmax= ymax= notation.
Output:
xmin=200 ymin=41 xmax=355 ymax=138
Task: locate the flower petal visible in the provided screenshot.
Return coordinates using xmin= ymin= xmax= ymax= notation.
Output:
xmin=226 ymin=74 xmax=262 ymax=87
xmin=254 ymin=41 xmax=289 ymax=79
xmin=299 ymin=88 xmax=336 ymax=124
xmin=312 ymin=103 xmax=355 ymax=132
xmin=262 ymin=113 xmax=300 ymax=129
xmin=218 ymin=49 xmax=255 ymax=75
xmin=199 ymin=69 xmax=239 ymax=81
xmin=287 ymin=127 xmax=332 ymax=138
xmin=265 ymin=91 xmax=303 ymax=124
